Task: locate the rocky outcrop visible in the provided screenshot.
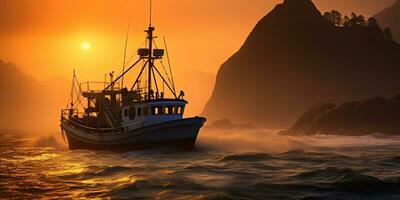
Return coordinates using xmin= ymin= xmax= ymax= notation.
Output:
xmin=203 ymin=0 xmax=400 ymax=128
xmin=281 ymin=95 xmax=400 ymax=136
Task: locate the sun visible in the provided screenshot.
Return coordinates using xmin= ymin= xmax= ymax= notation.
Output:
xmin=81 ymin=41 xmax=91 ymax=50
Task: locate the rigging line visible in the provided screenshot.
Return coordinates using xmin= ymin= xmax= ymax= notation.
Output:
xmin=103 ymin=58 xmax=143 ymax=92
xmin=138 ymin=59 xmax=146 ymax=91
xmin=121 ymin=16 xmax=132 ymax=89
xmin=159 ymin=60 xmax=169 ymax=84
xmin=151 ymin=66 xmax=159 ymax=93
xmin=73 ymin=98 xmax=85 ymax=110
xmin=71 ymin=85 xmax=84 ymax=110
xmin=159 ymin=60 xmax=174 ymax=87
xmin=130 ymin=60 xmax=150 ymax=91
xmin=73 ymin=83 xmax=82 ymax=105
xmin=73 ymin=77 xmax=84 ymax=107
xmin=163 ymin=36 xmax=176 ymax=93
xmin=152 ymin=40 xmax=174 ymax=88
xmin=70 ymin=70 xmax=75 ymax=105
xmin=67 ymin=70 xmax=79 ymax=108
xmin=73 ymin=72 xmax=83 ymax=94
xmin=153 ymin=39 xmax=158 ymax=48
xmin=120 ymin=39 xmax=147 ymax=74
xmin=152 ymin=63 xmax=177 ymax=98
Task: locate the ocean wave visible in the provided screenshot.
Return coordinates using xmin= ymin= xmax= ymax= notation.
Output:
xmin=332 ymin=175 xmax=398 ymax=193
xmin=86 ymin=165 xmax=134 ymax=176
xmin=382 ymin=155 xmax=400 ymax=164
xmin=294 ymin=167 xmax=358 ymax=180
xmin=157 ymin=192 xmax=237 ymax=200
xmin=218 ymin=152 xmax=272 ymax=162
xmin=294 ymin=167 xmax=400 ymax=193
xmin=0 ymin=136 xmax=28 ymax=148
xmin=55 ymin=165 xmax=134 ymax=179
xmin=276 ymin=150 xmax=354 ymax=165
xmin=105 ymin=176 xmax=201 ymax=199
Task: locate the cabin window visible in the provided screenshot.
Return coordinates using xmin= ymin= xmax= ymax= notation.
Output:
xmin=104 ymin=95 xmax=111 ymax=105
xmin=143 ymin=107 xmax=149 ymax=116
xmin=157 ymin=106 xmax=163 ymax=115
xmin=124 ymin=109 xmax=128 ymax=117
xmin=129 ymin=106 xmax=136 ymax=120
xmin=151 ymin=106 xmax=163 ymax=115
xmin=137 ymin=107 xmax=142 ymax=116
xmin=164 ymin=106 xmax=174 ymax=115
xmin=176 ymin=106 xmax=184 ymax=115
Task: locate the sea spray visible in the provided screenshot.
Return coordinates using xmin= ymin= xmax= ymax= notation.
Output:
xmin=196 ymin=128 xmax=400 ymax=154
xmin=33 ymin=134 xmax=67 ymax=150
xmin=196 ymin=128 xmax=310 ymax=153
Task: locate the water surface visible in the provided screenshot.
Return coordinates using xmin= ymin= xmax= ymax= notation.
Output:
xmin=1 ymin=130 xmax=399 ymax=199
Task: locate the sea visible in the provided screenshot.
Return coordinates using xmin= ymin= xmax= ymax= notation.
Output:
xmin=1 ymin=128 xmax=400 ymax=200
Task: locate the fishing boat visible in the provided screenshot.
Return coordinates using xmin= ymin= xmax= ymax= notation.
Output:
xmin=60 ymin=5 xmax=206 ymax=151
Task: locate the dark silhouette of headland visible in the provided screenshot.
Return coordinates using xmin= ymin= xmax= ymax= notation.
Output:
xmin=203 ymin=0 xmax=400 ymax=128
xmin=282 ymin=95 xmax=400 ymax=136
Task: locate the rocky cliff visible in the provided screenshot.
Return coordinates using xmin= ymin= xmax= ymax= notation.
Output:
xmin=203 ymin=0 xmax=400 ymax=128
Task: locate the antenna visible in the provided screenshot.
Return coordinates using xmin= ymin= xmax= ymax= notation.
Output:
xmin=149 ymin=0 xmax=152 ymax=26
xmin=69 ymin=69 xmax=76 ymax=108
xmin=121 ymin=17 xmax=131 ymax=89
xmin=163 ymin=36 xmax=176 ymax=93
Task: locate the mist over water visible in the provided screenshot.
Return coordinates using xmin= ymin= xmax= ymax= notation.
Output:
xmin=1 ymin=129 xmax=400 ymax=199
xmin=197 ymin=128 xmax=400 ymax=154
xmin=197 ymin=129 xmax=310 ymax=153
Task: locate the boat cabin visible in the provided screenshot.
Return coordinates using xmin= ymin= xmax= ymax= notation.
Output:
xmin=121 ymin=99 xmax=187 ymax=129
xmin=67 ymin=84 xmax=187 ymax=130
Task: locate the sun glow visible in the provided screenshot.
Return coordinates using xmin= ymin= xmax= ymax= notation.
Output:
xmin=81 ymin=41 xmax=91 ymax=50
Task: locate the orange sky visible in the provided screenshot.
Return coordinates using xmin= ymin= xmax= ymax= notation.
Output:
xmin=0 ymin=0 xmax=395 ymax=79
xmin=0 ymin=0 xmax=395 ymax=116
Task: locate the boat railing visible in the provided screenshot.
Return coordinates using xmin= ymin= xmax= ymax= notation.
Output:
xmin=80 ymin=81 xmax=121 ymax=93
xmin=61 ymin=109 xmax=81 ymax=118
xmin=61 ymin=109 xmax=145 ymax=134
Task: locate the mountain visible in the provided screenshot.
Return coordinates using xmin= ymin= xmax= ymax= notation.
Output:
xmin=281 ymin=95 xmax=400 ymax=136
xmin=0 ymin=60 xmax=70 ymax=131
xmin=202 ymin=0 xmax=400 ymax=128
xmin=374 ymin=0 xmax=400 ymax=42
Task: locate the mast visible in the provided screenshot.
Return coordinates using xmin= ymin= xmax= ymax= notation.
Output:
xmin=147 ymin=0 xmax=154 ymax=100
xmin=123 ymin=0 xmax=178 ymax=99
xmin=147 ymin=28 xmax=154 ymax=99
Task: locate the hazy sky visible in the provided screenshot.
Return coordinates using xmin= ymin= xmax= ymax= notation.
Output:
xmin=0 ymin=0 xmax=395 ymax=81
xmin=0 ymin=0 xmax=396 ymax=119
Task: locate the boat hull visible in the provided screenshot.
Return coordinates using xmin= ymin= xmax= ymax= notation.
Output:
xmin=61 ymin=117 xmax=206 ymax=151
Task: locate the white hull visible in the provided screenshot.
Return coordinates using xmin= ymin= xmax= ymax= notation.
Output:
xmin=61 ymin=117 xmax=206 ymax=151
